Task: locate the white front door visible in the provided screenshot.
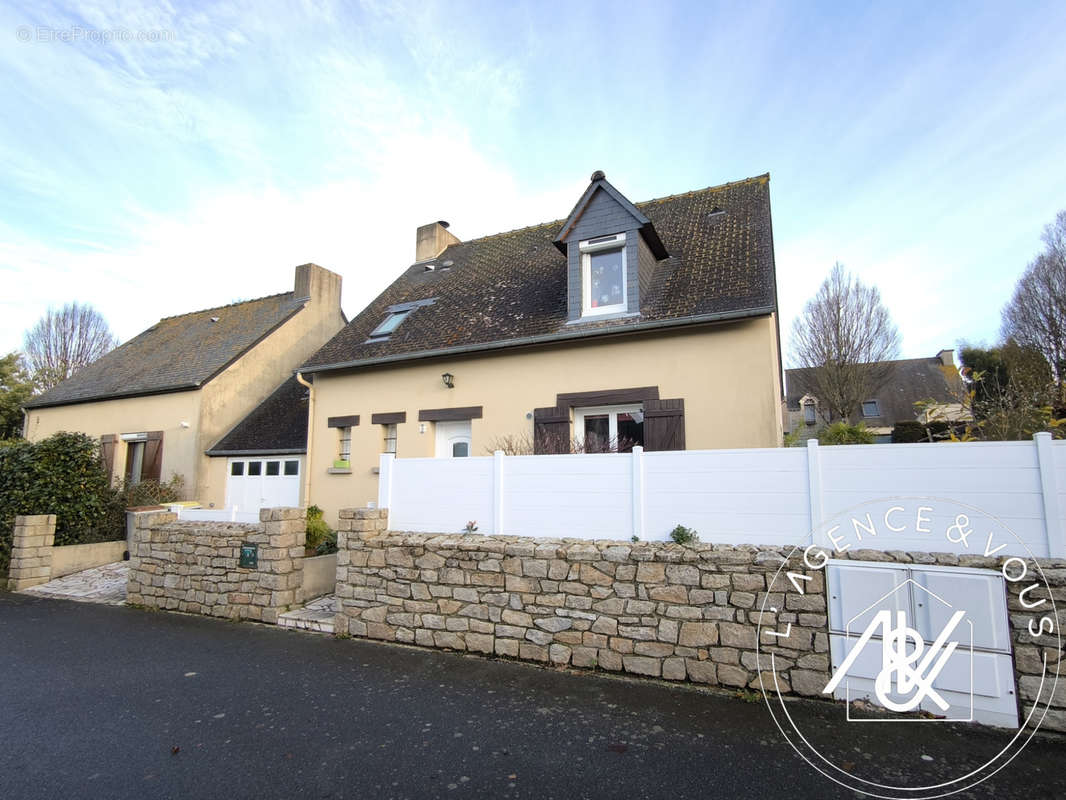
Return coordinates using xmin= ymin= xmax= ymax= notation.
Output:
xmin=435 ymin=421 xmax=471 ymax=458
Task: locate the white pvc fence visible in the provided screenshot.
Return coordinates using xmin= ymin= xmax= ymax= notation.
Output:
xmin=377 ymin=433 xmax=1066 ymax=556
xmin=168 ymin=505 xmax=260 ymax=524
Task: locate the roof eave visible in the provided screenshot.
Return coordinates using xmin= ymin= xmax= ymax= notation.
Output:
xmin=23 ymin=383 xmax=202 ymax=410
xmin=300 ymin=306 xmax=775 ymax=376
xmin=204 ymin=448 xmax=307 ymax=457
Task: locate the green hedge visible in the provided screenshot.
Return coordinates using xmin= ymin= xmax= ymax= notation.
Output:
xmin=0 ymin=432 xmax=126 ymax=577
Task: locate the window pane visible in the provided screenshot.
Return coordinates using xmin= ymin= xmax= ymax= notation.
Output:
xmin=583 ymin=414 xmax=610 ymax=452
xmin=247 ymin=461 xmax=262 ymax=476
xmin=616 ymin=413 xmax=644 ymax=452
xmin=371 ymin=310 xmax=409 ymax=337
xmin=266 ymin=461 xmax=280 ymax=476
xmin=862 ymin=401 xmax=879 ymax=417
xmin=339 ymin=426 xmax=351 ymax=460
xmin=588 ymin=249 xmax=624 ymax=309
xmin=284 ymin=460 xmax=299 ymax=476
xmin=804 ymin=404 xmax=816 ymax=424
xmin=383 ymin=423 xmax=397 ymax=455
xmin=230 ymin=462 xmax=244 ymax=476
xmin=452 ymin=442 xmax=469 ymax=458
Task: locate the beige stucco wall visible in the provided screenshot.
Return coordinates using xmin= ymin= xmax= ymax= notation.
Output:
xmin=308 ymin=315 xmax=784 ymax=523
xmin=197 ymin=267 xmax=345 ymax=501
xmin=25 ymin=264 xmax=345 ymax=509
xmin=24 ymin=390 xmax=203 ymax=490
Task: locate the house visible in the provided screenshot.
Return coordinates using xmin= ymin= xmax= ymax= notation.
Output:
xmin=22 ymin=264 xmax=345 ymax=508
xmin=783 ymin=349 xmax=967 ymax=443
xmin=297 ymin=171 xmax=783 ymax=518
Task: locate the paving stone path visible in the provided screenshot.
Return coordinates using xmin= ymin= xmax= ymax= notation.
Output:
xmin=18 ymin=562 xmax=128 ymax=605
xmin=277 ymin=593 xmax=335 ymax=633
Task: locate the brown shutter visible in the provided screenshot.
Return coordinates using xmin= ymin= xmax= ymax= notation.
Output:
xmin=142 ymin=431 xmax=164 ymax=482
xmin=100 ymin=434 xmax=116 ymax=482
xmin=643 ymin=399 xmax=686 ymax=451
xmin=533 ymin=406 xmax=570 ymax=454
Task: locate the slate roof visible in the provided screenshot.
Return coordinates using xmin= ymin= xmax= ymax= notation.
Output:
xmin=785 ymin=356 xmax=963 ymax=425
xmin=25 ymin=292 xmax=308 ymax=408
xmin=302 ymin=174 xmax=777 ymax=373
xmin=206 ymin=375 xmax=308 ymax=455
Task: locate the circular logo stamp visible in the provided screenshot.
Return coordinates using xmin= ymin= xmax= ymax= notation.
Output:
xmin=755 ymin=497 xmax=1061 ymax=799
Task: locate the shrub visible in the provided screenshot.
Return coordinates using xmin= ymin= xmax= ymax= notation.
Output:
xmin=818 ymin=422 xmax=876 ymax=445
xmin=306 ymin=505 xmax=336 ymax=555
xmin=669 ymin=524 xmax=699 ymax=545
xmin=0 ymin=432 xmax=128 ymax=576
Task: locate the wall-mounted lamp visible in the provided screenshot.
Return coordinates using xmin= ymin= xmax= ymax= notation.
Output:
xmin=180 ymin=421 xmax=190 ymax=428
xmin=631 ymin=411 xmax=645 ymax=424
xmin=441 ymin=372 xmax=454 ymax=389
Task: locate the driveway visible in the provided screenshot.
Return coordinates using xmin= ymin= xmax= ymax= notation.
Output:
xmin=0 ymin=591 xmax=1062 ymax=800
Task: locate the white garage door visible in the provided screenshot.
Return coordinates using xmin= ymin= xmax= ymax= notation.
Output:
xmin=225 ymin=457 xmax=302 ymax=512
xmin=826 ymin=560 xmax=1017 ymax=728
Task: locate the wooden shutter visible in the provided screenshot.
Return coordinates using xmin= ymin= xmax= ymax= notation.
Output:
xmin=533 ymin=406 xmax=570 ymax=454
xmin=142 ymin=431 xmax=164 ymax=482
xmin=100 ymin=434 xmax=117 ymax=482
xmin=643 ymin=398 xmax=686 ymax=451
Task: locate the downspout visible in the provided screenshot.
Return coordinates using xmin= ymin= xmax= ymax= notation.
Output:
xmin=295 ymin=371 xmax=314 ymax=507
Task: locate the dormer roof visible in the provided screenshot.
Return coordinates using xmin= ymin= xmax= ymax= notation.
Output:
xmin=552 ymin=171 xmax=668 ymax=259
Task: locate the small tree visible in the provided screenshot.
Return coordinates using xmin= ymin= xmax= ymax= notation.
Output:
xmin=22 ymin=303 xmax=119 ymax=390
xmin=1002 ymin=210 xmax=1066 ymax=397
xmin=818 ymin=422 xmax=876 ymax=445
xmin=0 ymin=352 xmax=34 ymax=440
xmin=790 ymin=263 xmax=901 ymax=423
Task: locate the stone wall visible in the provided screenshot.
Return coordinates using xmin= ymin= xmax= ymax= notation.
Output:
xmin=6 ymin=514 xmax=57 ymax=590
xmin=334 ymin=509 xmax=828 ymax=692
xmin=127 ymin=507 xmax=306 ymax=623
xmin=335 ymin=510 xmax=1066 ymax=732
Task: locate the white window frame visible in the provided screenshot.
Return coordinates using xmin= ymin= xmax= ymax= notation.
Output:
xmin=861 ymin=399 xmax=880 ymax=418
xmin=573 ymin=403 xmax=643 ymax=450
xmin=382 ymin=423 xmax=397 ymax=455
xmin=579 ymin=233 xmax=627 ymax=317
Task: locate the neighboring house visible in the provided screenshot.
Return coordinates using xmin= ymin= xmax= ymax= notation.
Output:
xmin=783 ymin=349 xmax=967 ymax=443
xmin=298 ymin=171 xmax=783 ymax=517
xmin=23 ymin=264 xmax=345 ymax=508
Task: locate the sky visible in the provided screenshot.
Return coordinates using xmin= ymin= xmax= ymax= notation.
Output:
xmin=1 ymin=0 xmax=1065 ymax=366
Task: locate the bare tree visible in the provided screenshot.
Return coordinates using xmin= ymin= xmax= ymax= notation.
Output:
xmin=23 ymin=303 xmax=119 ymax=390
xmin=790 ymin=262 xmax=901 ymax=423
xmin=1002 ymin=211 xmax=1066 ymax=396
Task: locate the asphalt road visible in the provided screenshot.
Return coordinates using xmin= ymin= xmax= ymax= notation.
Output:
xmin=0 ymin=591 xmax=1062 ymax=800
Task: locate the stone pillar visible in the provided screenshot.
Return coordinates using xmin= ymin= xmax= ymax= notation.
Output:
xmin=334 ymin=508 xmax=388 ymax=635
xmin=7 ymin=514 xmax=57 ymax=590
xmin=257 ymin=507 xmax=308 ymax=624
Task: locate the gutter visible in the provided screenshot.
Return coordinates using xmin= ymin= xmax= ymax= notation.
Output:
xmin=204 ymin=448 xmax=307 ymax=457
xmin=295 ymin=371 xmax=315 ymax=507
xmin=299 ymin=306 xmax=774 ymax=376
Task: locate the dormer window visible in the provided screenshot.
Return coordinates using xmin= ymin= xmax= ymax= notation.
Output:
xmin=580 ymin=233 xmax=627 ymax=316
xmin=369 ymin=309 xmax=410 ymax=339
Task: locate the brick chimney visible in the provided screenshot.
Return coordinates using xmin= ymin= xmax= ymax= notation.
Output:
xmin=937 ymin=348 xmax=955 ymax=367
xmin=416 ymin=221 xmax=461 ymax=262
